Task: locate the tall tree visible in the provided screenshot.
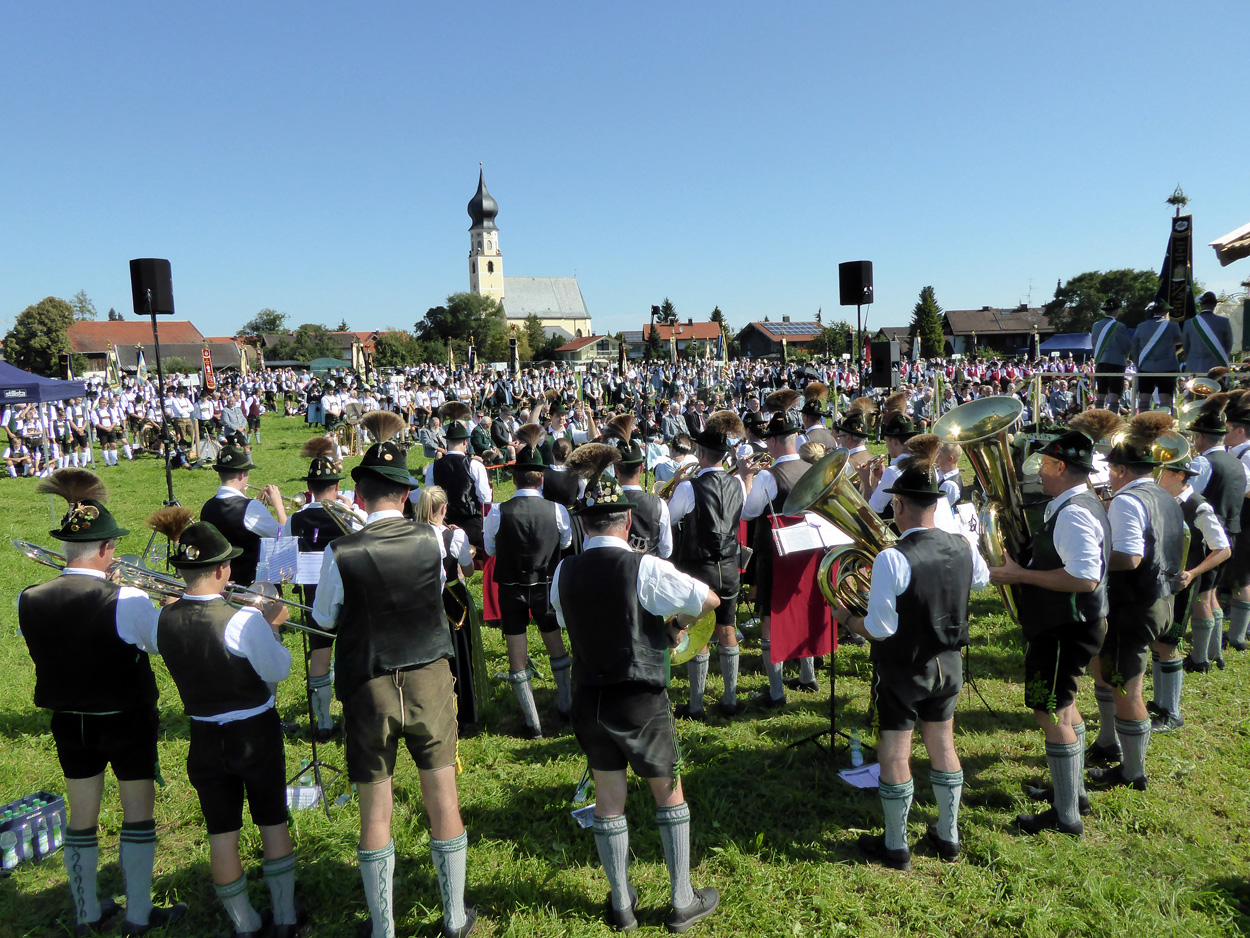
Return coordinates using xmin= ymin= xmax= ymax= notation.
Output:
xmin=237 ymin=308 xmax=288 ymax=337
xmin=107 ymin=307 xmax=123 ymax=321
xmin=909 ymin=286 xmax=946 ymax=359
xmin=5 ymin=296 xmax=75 ymax=376
xmin=660 ymin=297 xmax=677 ymax=324
xmin=70 ymin=290 xmax=98 ymax=321
xmin=646 ymin=323 xmax=663 ymax=360
xmin=372 ymin=330 xmax=422 ymax=367
xmin=1044 ymin=269 xmax=1160 ymax=333
xmin=523 ymin=315 xmax=548 ymax=361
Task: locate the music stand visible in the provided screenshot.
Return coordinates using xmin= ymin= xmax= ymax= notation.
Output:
xmin=287 ymin=585 xmax=342 ymax=820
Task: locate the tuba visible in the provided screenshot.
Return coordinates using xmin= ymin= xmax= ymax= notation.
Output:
xmin=933 ymin=397 xmax=1030 ymax=622
xmin=782 ymin=448 xmax=896 ymax=616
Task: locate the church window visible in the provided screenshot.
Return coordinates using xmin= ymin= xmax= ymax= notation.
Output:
xmin=471 ymin=261 xmax=476 ymax=274
xmin=487 ymin=261 xmax=494 ymax=273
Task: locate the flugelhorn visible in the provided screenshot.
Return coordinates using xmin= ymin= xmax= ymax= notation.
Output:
xmin=728 ymin=452 xmax=773 ymax=476
xmin=782 ymin=448 xmax=896 ymax=616
xmin=245 ymin=484 xmax=306 ymax=512
xmin=933 ymin=397 xmax=1030 ymax=622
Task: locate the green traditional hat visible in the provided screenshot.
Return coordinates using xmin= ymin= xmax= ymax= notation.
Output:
xmin=567 ymin=443 xmax=636 ymax=515
xmin=1145 ymin=298 xmax=1172 ymax=315
xmin=799 ymin=381 xmax=832 ymax=418
xmin=214 ymin=444 xmax=256 ymax=473
xmin=1101 ymin=297 xmax=1123 ymax=312
xmin=351 ymin=441 xmax=418 ymax=488
xmin=170 ymin=521 xmax=242 ymax=568
xmin=1106 ymin=412 xmax=1175 ymax=467
xmin=743 ymin=410 xmax=767 ymax=434
xmin=299 ymin=437 xmax=344 ymax=483
xmin=880 ymin=411 xmax=918 ymax=439
xmin=1187 ymin=392 xmax=1229 ymax=436
xmin=1037 ymin=429 xmax=1096 ymax=473
xmin=39 ymin=469 xmax=129 ymax=542
xmin=1162 ymin=455 xmax=1200 ymax=477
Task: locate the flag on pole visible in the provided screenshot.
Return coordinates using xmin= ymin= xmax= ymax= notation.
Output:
xmin=202 ymin=347 xmax=217 ymax=390
xmin=106 ymin=344 xmax=121 ymax=388
xmin=136 ymin=346 xmax=148 ymax=381
xmin=716 ymin=332 xmax=724 ymax=363
xmin=238 ymin=342 xmax=250 ymax=375
xmin=1156 ymin=214 xmax=1197 ymax=321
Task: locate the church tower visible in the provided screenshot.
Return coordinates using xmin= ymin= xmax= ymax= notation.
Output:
xmin=467 ymin=167 xmax=504 ymax=302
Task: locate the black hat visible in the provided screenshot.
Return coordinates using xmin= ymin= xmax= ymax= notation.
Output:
xmin=38 ymin=469 xmax=130 ymax=542
xmin=1037 ymin=430 xmax=1096 ymax=473
xmin=799 ymin=381 xmax=831 ymax=418
xmin=882 ymin=434 xmax=943 ymax=500
xmin=1101 ymin=297 xmax=1123 ymax=312
xmin=834 ymin=397 xmax=877 ymax=439
xmin=743 ymin=410 xmax=767 ymax=434
xmin=351 ymin=441 xmax=417 ymax=488
xmin=214 ymin=444 xmax=256 ymax=473
xmin=1199 ymin=291 xmax=1218 ymax=307
xmin=299 ymin=437 xmax=343 ymax=483
xmin=692 ymin=410 xmax=746 ymax=454
xmin=1145 ymin=298 xmax=1172 ymax=315
xmin=601 ymin=415 xmax=644 ymax=467
xmin=762 ymin=389 xmax=802 ymax=438
xmin=170 ymin=521 xmax=243 ymax=568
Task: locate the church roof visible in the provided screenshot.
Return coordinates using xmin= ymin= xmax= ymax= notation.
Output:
xmin=467 ymin=168 xmax=498 ymax=231
xmin=502 ymin=277 xmax=589 ymax=320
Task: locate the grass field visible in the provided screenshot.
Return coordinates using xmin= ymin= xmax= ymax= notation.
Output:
xmin=1 ymin=415 xmax=1249 ymax=937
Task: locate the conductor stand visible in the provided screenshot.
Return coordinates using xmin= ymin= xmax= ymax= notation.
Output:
xmin=290 ymin=585 xmax=342 ymax=820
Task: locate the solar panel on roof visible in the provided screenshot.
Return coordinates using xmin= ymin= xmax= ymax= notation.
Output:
xmin=766 ymin=321 xmax=820 ymax=334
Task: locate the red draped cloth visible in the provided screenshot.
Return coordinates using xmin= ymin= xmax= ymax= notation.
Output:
xmin=766 ymin=515 xmax=834 ymax=663
xmin=480 ymin=555 xmax=501 ymax=622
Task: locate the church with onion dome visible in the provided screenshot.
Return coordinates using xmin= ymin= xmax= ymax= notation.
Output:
xmin=467 ymin=167 xmax=593 ymax=342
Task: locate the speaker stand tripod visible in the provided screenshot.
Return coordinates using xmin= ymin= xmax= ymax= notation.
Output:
xmin=287 ymin=587 xmax=342 ymax=819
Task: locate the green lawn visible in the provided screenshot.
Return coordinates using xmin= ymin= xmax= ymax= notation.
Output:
xmin=1 ymin=416 xmax=1247 ymax=937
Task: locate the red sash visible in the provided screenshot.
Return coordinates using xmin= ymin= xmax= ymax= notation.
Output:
xmin=480 ymin=555 xmax=501 ymax=622
xmin=766 ymin=515 xmax=833 ymax=662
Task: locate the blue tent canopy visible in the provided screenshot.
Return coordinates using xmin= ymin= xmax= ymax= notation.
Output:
xmin=0 ymin=361 xmax=87 ymax=404
xmin=1039 ymin=333 xmax=1093 ymax=354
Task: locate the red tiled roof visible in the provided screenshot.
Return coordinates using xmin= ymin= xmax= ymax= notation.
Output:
xmin=644 ymin=322 xmax=722 ymax=341
xmin=68 ymin=320 xmax=204 ymax=353
xmin=555 ymin=335 xmax=602 ymax=352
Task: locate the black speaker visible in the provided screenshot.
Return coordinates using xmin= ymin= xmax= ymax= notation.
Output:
xmin=839 ymin=261 xmax=874 ymax=306
xmin=129 ymin=259 xmax=175 ymax=315
xmin=869 ymin=340 xmax=900 ymax=389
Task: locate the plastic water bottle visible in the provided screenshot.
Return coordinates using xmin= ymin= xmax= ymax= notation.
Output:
xmin=0 ymin=830 xmax=18 ymax=870
xmin=849 ymin=729 xmax=864 ymax=768
xmin=34 ymin=813 xmax=50 ymax=857
xmin=299 ymin=760 xmax=312 ymax=786
xmin=17 ymin=815 xmax=33 ymax=860
xmin=50 ymin=807 xmax=63 ymax=849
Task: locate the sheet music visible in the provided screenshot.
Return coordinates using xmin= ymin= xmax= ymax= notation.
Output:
xmin=771 ymin=515 xmax=854 ymax=556
xmin=256 ymin=536 xmax=298 ymax=584
xmin=296 ymin=551 xmax=325 ymax=585
xmin=838 ymin=762 xmax=881 ymax=789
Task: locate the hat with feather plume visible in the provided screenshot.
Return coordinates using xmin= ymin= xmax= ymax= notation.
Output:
xmin=300 ymin=435 xmax=344 ymax=483
xmin=39 ymin=468 xmax=129 ymax=542
xmin=1038 ymin=408 xmax=1124 ymax=473
xmin=884 ymin=434 xmax=943 ymax=500
xmin=834 ymin=396 xmax=876 ymax=439
xmin=799 ymin=381 xmax=831 ymax=418
xmin=1106 ymin=411 xmax=1177 ymax=467
xmin=693 ymin=410 xmax=746 ymax=453
xmin=147 ymin=506 xmax=240 ymax=569
xmin=513 ymin=423 xmax=548 ymax=473
xmin=567 ymin=442 xmax=635 ymax=514
xmin=352 ymin=410 xmax=417 ymax=487
xmin=440 ymin=400 xmax=472 ymax=441
xmin=602 ymin=414 xmax=645 ymax=466
xmin=763 ymin=389 xmax=802 ymax=438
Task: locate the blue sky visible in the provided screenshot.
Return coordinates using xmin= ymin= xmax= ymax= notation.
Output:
xmin=3 ymin=2 xmax=1247 ymax=339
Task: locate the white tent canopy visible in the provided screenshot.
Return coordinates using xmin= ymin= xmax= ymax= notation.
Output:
xmin=1211 ymin=221 xmax=1250 ymax=266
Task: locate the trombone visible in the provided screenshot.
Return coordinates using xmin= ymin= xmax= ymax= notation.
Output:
xmin=12 ymin=539 xmax=332 ymax=638
xmin=320 ymin=498 xmax=365 ymax=534
xmin=245 ymin=484 xmax=307 ymax=512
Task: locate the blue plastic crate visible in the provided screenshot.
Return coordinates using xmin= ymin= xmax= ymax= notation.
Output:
xmin=1 ymin=790 xmax=66 ymax=868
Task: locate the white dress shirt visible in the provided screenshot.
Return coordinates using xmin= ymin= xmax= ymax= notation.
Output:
xmin=312 ymin=511 xmax=447 ymax=630
xmin=1107 ymin=477 xmax=1154 ymax=557
xmin=742 ymin=453 xmax=803 ymax=520
xmin=862 ymin=527 xmax=991 ymax=640
xmin=155 ymin=594 xmax=290 ymax=723
xmin=214 ymin=486 xmax=282 ymax=539
xmin=423 ymin=452 xmax=493 ymax=504
xmin=434 ymin=523 xmax=473 ymax=572
xmin=1180 ymin=486 xmax=1230 ymax=554
xmin=483 ymin=488 xmax=573 ymax=556
xmin=550 ymin=536 xmax=708 ymax=628
xmin=1040 ymin=483 xmax=1106 ymax=582
xmin=869 ymin=454 xmax=908 ymax=514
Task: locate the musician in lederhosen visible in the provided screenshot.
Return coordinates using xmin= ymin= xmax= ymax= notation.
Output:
xmin=415 ymin=485 xmax=487 ymax=728
xmin=830 ymin=441 xmax=989 ymax=869
xmin=200 ymin=444 xmax=286 ymax=588
xmin=1220 ymin=390 xmax=1250 ymax=655
xmin=799 ymin=382 xmax=837 ymax=450
xmin=149 ymin=510 xmax=300 ymax=937
xmin=1151 ymin=456 xmax=1229 ymax=732
xmin=551 ymin=444 xmax=721 ymax=933
xmin=862 ymin=397 xmax=919 ymax=513
xmin=312 ymin=438 xmax=477 ymax=938
xmin=283 ymin=436 xmax=367 ymax=741
xmin=484 ymin=425 xmax=573 ymax=739
xmin=740 ymin=389 xmax=818 ymax=706
xmin=988 ymin=425 xmax=1114 ymax=837
xmin=668 ymin=410 xmax=746 ymax=720
xmin=603 ymin=415 xmax=672 ymax=558
xmin=1086 ymin=413 xmax=1186 ymax=792
xmin=18 ymin=470 xmax=185 ymax=935
xmin=1181 ymin=392 xmax=1244 ymax=673
xmin=427 ymin=401 xmax=492 ymax=556
xmin=1182 ymin=292 xmax=1233 ymax=375
xmin=1090 ymin=298 xmax=1131 ymax=412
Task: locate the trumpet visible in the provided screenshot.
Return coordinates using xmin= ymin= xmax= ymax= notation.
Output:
xmin=245 ymin=484 xmax=307 ymax=512
xmin=728 ymin=452 xmax=773 ymax=476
